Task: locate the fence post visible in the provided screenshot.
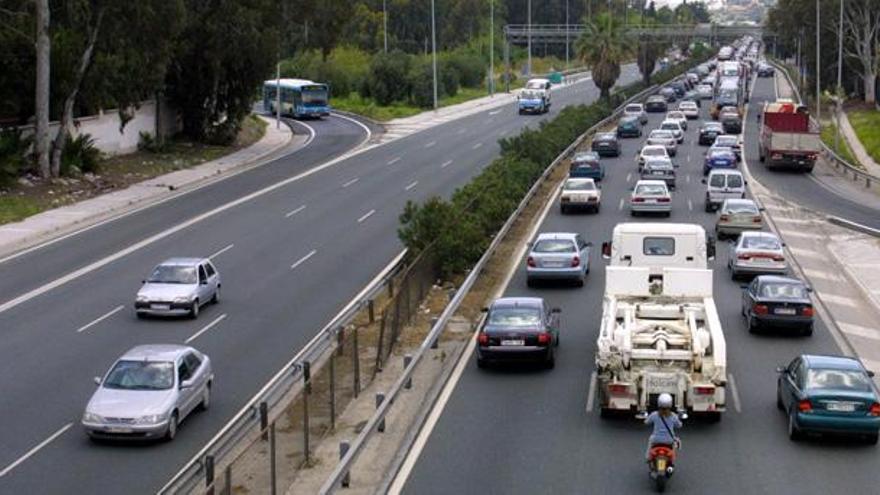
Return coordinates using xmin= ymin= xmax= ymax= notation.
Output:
xmin=340 ymin=442 xmax=350 ymax=488
xmin=329 ymin=355 xmax=336 ymax=430
xmin=223 ymin=465 xmax=231 ymax=495
xmin=353 ymin=327 xmax=360 ymax=398
xmin=376 ymin=393 xmax=386 ymax=433
xmin=270 ymin=422 xmax=277 ymax=495
xmin=260 ymin=401 xmax=269 ymax=441
xmin=303 ymin=360 xmax=311 ymax=465
xmin=404 ymin=355 xmax=413 ymax=389
xmin=430 ymin=316 xmax=439 ymax=349
xmin=387 ymin=278 xmax=394 ymax=298
xmin=368 ymin=299 xmax=375 ymax=323
xmin=205 ymin=455 xmax=215 ymax=495
xmin=374 ymin=312 xmax=387 ymax=374
xmin=336 ymin=326 xmax=345 ymax=357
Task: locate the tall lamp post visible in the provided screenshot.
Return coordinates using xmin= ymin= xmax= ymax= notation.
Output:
xmin=816 ymin=0 xmax=821 ymax=123
xmin=383 ymin=0 xmax=388 ymax=53
xmin=527 ymin=0 xmax=532 ymax=76
xmin=835 ymin=0 xmax=844 ymax=152
xmin=431 ymin=0 xmax=438 ymax=109
xmin=566 ymin=0 xmax=570 ymax=69
xmin=490 ymin=0 xmax=495 ymax=95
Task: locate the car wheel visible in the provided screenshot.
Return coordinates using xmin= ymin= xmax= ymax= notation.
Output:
xmin=526 ymin=278 xmax=535 ymax=288
xmin=704 ymin=202 xmax=713 ymax=213
xmin=136 ymin=312 xmax=146 ymax=320
xmin=788 ymin=411 xmax=803 ymax=441
xmin=575 ymin=276 xmax=585 ymax=287
xmin=476 ymin=357 xmax=487 ymax=369
xmin=747 ymin=315 xmax=757 ymax=334
xmin=190 ymin=300 xmax=200 ymax=319
xmin=777 ymin=388 xmax=785 ymax=411
xmin=664 ymin=211 xmax=671 ymax=218
xmin=802 ymin=325 xmax=814 ymax=337
xmin=560 ymin=205 xmax=567 ymax=215
xmin=545 ymin=350 xmax=556 ymax=369
xmin=594 ymin=204 xmax=601 ymax=214
xmin=865 ymin=433 xmax=879 ymax=445
xmin=199 ymin=383 xmax=212 ymax=411
xmin=165 ymin=412 xmax=179 ymax=441
xmin=211 ymin=286 xmax=220 ymax=304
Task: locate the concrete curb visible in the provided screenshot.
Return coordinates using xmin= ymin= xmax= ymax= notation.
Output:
xmin=827 ymin=215 xmax=880 ymax=238
xmin=0 ymin=115 xmax=298 ymax=260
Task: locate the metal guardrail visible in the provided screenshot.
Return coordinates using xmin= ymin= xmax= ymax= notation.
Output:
xmin=158 ymin=250 xmax=407 ymax=494
xmin=318 ymin=82 xmax=665 ymax=494
xmin=770 ymin=60 xmax=880 ymax=189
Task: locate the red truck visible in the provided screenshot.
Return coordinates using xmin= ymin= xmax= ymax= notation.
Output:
xmin=758 ymin=100 xmax=822 ymax=172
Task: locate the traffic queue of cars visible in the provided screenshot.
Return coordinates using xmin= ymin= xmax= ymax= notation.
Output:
xmin=475 ymin=46 xmax=880 ymax=447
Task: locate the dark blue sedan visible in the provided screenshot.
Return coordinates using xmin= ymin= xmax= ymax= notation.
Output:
xmin=741 ymin=276 xmax=814 ymax=335
xmin=777 ymin=354 xmax=880 ymax=444
xmin=569 ymin=151 xmax=605 ymax=180
xmin=703 ymin=148 xmax=737 ymax=176
xmin=477 ymin=297 xmax=560 ymax=369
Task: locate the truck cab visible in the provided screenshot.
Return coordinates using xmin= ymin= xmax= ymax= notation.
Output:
xmin=525 ymin=78 xmax=552 ymax=108
xmin=600 ymin=223 xmax=715 ymax=275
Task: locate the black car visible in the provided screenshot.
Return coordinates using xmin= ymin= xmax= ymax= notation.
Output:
xmin=645 ymin=96 xmax=668 ymax=113
xmin=699 ymin=122 xmax=725 ymax=145
xmin=756 ymin=63 xmax=775 ymax=77
xmin=476 ymin=297 xmax=560 ymax=369
xmin=616 ymin=116 xmax=642 ymax=138
xmin=591 ymin=132 xmax=622 ymax=157
xmin=659 ymin=87 xmax=677 ymax=103
xmin=669 ymin=81 xmax=688 ymax=97
xmin=721 ymin=113 xmax=743 ymax=134
xmin=741 ymin=275 xmax=814 ymax=335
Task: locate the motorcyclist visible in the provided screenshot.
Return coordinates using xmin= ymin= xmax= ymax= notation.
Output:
xmin=644 ymin=393 xmax=682 ymax=464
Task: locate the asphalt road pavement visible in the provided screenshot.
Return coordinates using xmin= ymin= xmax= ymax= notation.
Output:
xmin=401 ymin=76 xmax=880 ymax=494
xmin=0 ymin=65 xmax=644 ymax=493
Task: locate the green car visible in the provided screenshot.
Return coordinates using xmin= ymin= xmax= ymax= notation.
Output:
xmin=616 ymin=116 xmax=642 ymax=138
xmin=777 ymin=354 xmax=880 ymax=444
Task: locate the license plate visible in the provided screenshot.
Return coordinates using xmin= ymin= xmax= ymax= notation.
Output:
xmin=652 ymin=171 xmax=664 ymax=175
xmin=752 ymin=257 xmax=773 ymax=264
xmin=647 ymin=375 xmax=679 ymax=389
xmin=544 ymin=261 xmax=567 ymax=268
xmin=574 ymin=195 xmax=589 ymax=202
xmin=827 ymin=402 xmax=856 ymax=412
xmin=151 ymin=304 xmax=170 ymax=310
xmin=105 ymin=427 xmax=133 ymax=434
xmin=775 ymin=308 xmax=796 ymax=315
xmin=501 ymin=340 xmax=525 ymax=346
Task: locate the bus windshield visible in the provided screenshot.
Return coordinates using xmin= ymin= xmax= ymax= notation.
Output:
xmin=302 ymin=87 xmax=328 ymax=105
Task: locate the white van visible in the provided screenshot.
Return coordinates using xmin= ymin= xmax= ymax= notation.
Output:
xmin=601 ymin=223 xmax=715 ymax=275
xmin=525 ymin=78 xmax=552 ymax=107
xmin=703 ymin=169 xmax=746 ymax=212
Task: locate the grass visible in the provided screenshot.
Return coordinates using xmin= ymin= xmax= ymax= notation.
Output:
xmin=0 ymin=115 xmax=267 ymax=226
xmin=847 ymin=108 xmax=880 ymax=165
xmin=820 ymin=121 xmax=861 ymax=169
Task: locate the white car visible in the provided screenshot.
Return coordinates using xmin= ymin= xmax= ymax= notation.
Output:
xmin=697 ymin=84 xmax=714 ymax=99
xmin=559 ymin=178 xmax=601 ymax=214
xmin=659 ymin=119 xmax=685 ymax=143
xmin=678 ymin=101 xmax=700 ymax=120
xmin=623 ymin=103 xmax=648 ymax=125
xmin=647 ymin=130 xmax=677 ymax=156
xmin=637 ymin=144 xmax=670 ymax=170
xmin=136 ymin=258 xmax=221 ymax=319
xmin=728 ymin=231 xmax=788 ymax=279
xmin=703 ymin=169 xmax=746 ymax=212
xmin=630 ymin=180 xmax=672 ymax=217
xmin=666 ymin=111 xmax=689 ymax=130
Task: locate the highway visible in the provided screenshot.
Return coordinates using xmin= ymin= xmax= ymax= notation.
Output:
xmin=0 ymin=65 xmax=644 ymax=493
xmin=400 ymin=74 xmax=880 ymax=494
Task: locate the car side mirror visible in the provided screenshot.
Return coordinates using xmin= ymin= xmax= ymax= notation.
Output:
xmin=701 ymin=178 xmax=707 ymax=184
xmin=551 ymin=308 xmax=561 ymax=314
xmin=868 ymin=370 xmax=876 ymax=378
xmin=776 ymin=366 xmax=786 ymax=374
xmin=601 ymin=241 xmax=612 ymax=260
xmin=759 ymin=207 xmax=766 ymax=212
xmin=806 ymin=286 xmax=814 ymax=293
xmin=94 ymin=376 xmax=101 ymax=386
xmin=481 ymin=307 xmax=489 ymax=313
xmin=180 ymin=379 xmax=194 ymax=390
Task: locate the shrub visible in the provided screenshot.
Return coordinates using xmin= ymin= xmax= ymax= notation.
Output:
xmin=61 ymin=133 xmax=101 ymax=175
xmin=280 ymin=47 xmax=372 ymax=99
xmin=367 ymin=51 xmax=412 ymax=106
xmin=137 ymin=131 xmax=168 ymax=153
xmin=445 ymin=52 xmax=486 ymax=88
xmin=408 ymin=59 xmax=439 ymax=108
xmin=0 ymin=128 xmax=31 ymax=187
xmin=439 ymin=59 xmax=460 ymax=98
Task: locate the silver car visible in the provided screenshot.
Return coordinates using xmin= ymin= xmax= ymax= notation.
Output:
xmin=641 ymin=159 xmax=676 ymax=189
xmin=136 ymin=258 xmax=221 ymax=319
xmin=630 ymin=180 xmax=672 ymax=216
xmin=647 ymin=129 xmax=678 ymax=156
xmin=526 ymin=232 xmax=591 ymax=287
xmin=716 ymin=198 xmax=763 ymax=238
xmin=83 ymin=345 xmax=213 ymax=441
xmin=728 ymin=231 xmax=788 ymax=279
xmin=624 ymin=103 xmax=648 ymax=125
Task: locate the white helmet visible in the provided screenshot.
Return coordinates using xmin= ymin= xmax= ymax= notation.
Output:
xmin=658 ymin=393 xmax=673 ymax=409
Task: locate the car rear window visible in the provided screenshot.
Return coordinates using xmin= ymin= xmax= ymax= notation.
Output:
xmin=661 ymin=123 xmax=679 ymax=131
xmin=644 ymin=237 xmax=675 ymax=256
xmin=533 ymin=239 xmax=575 ymax=253
xmin=709 ymin=175 xmax=726 ymax=187
xmin=806 ymin=369 xmax=872 ymax=392
xmin=564 ymin=180 xmax=595 ymax=191
xmin=726 ymin=175 xmax=743 ymax=188
xmin=741 ymin=236 xmax=780 ymax=250
xmin=760 ymin=282 xmax=807 ymax=299
xmin=626 ymin=105 xmax=642 ymax=112
xmin=644 ymin=148 xmax=665 ymax=156
xmin=488 ymin=308 xmax=542 ymax=327
xmin=636 ymin=184 xmax=667 ymax=195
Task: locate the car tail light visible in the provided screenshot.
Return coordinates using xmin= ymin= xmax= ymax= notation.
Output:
xmin=609 ymin=384 xmax=629 ymax=394
xmin=753 ymin=216 xmax=762 ymax=223
xmin=537 ymin=332 xmax=552 ymax=346
xmin=478 ymin=333 xmax=489 ymax=346
xmin=694 ymin=386 xmax=715 ymax=395
xmin=753 ymin=304 xmax=769 ymax=315
xmin=798 ymin=399 xmax=813 ymax=413
xmin=802 ymin=306 xmax=814 ymax=317
xmin=571 ymin=256 xmax=581 ymax=267
xmin=737 ymin=253 xmax=751 ymax=260
xmin=720 ymin=214 xmax=730 ymax=222
xmin=657 ymin=197 xmax=671 ymax=203
xmin=772 ymin=255 xmax=785 ymax=262
xmin=869 ymin=403 xmax=880 ymax=417
xmin=632 ymin=197 xmax=645 ymax=203
xmin=772 ymin=153 xmax=782 ymax=160
xmin=527 ymin=256 xmax=536 ymax=268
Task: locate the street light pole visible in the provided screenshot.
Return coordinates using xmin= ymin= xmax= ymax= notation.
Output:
xmin=490 ymin=0 xmax=495 ymax=96
xmin=431 ymin=0 xmax=438 ymax=110
xmin=566 ymin=0 xmax=570 ymax=69
xmin=275 ymin=62 xmax=281 ymax=129
xmin=383 ymin=0 xmax=388 ymax=53
xmin=835 ymin=0 xmax=843 ymax=152
xmin=816 ymin=0 xmax=821 ymax=123
xmin=527 ymin=0 xmax=532 ymax=76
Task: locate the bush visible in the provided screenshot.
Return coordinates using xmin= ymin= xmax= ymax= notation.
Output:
xmin=280 ymin=47 xmax=372 ymax=99
xmin=137 ymin=131 xmax=169 ymax=153
xmin=61 ymin=133 xmax=101 ymax=175
xmin=439 ymin=60 xmax=460 ymax=98
xmin=445 ymin=52 xmax=486 ymax=88
xmin=408 ymin=59 xmax=438 ymax=108
xmin=367 ymin=51 xmax=412 ymax=106
xmin=0 ymin=128 xmax=31 ymax=187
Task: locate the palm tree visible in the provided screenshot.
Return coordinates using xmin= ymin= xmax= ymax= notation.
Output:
xmin=575 ymin=12 xmax=632 ymax=100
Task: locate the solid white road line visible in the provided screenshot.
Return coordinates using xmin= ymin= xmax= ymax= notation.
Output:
xmin=585 ymin=371 xmax=598 ymax=413
xmin=405 ymin=181 xmax=419 ymax=191
xmin=329 ymin=112 xmax=373 ymax=148
xmin=185 ymin=314 xmax=227 ymax=344
xmin=290 ymin=249 xmax=317 ymax=270
xmin=208 ymin=243 xmax=234 ymax=260
xmin=618 ymin=198 xmax=625 ymax=211
xmin=727 ymin=374 xmax=742 ymax=413
xmin=688 ymin=199 xmax=693 ymax=212
xmin=76 ymin=305 xmax=124 ymax=334
xmin=626 ymin=172 xmax=632 ymax=182
xmin=440 ymin=160 xmax=453 ymax=169
xmin=341 ymin=177 xmax=360 ymax=188
xmin=387 ymin=157 xmax=402 ymax=166
xmin=0 ymin=423 xmax=73 ymax=478
xmin=424 ymin=141 xmax=436 ymax=149
xmin=285 ymin=205 xmax=307 ymax=218
xmin=472 ymin=142 xmax=483 ymax=150
xmin=357 ymin=209 xmax=376 ymax=223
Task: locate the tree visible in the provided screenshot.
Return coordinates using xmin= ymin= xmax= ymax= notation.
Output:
xmin=35 ymin=0 xmax=50 ymax=178
xmin=842 ymin=0 xmax=880 ymax=105
xmin=636 ymin=36 xmax=664 ymax=86
xmin=575 ymin=13 xmax=631 ymax=99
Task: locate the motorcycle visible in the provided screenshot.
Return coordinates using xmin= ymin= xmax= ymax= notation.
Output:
xmin=647 ymin=443 xmax=677 ymax=493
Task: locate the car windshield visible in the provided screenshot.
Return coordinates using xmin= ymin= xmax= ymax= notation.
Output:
xmin=521 ymin=90 xmax=542 ymax=99
xmin=103 ymin=360 xmax=174 ymax=390
xmin=760 ymin=282 xmax=807 ymax=299
xmin=644 ymin=148 xmax=665 ymax=156
xmin=742 ymin=236 xmax=780 ymax=250
xmin=650 ymin=131 xmax=673 ymax=139
xmin=636 ymin=184 xmax=667 ymax=195
xmin=806 ymin=368 xmax=873 ymax=392
xmin=533 ymin=239 xmax=575 ymax=253
xmin=488 ymin=307 xmax=542 ymax=327
xmin=626 ymin=105 xmax=642 ymax=112
xmin=147 ymin=265 xmax=196 ymax=284
xmin=564 ymin=180 xmax=595 ymax=191
xmin=661 ymin=123 xmax=679 ymax=131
